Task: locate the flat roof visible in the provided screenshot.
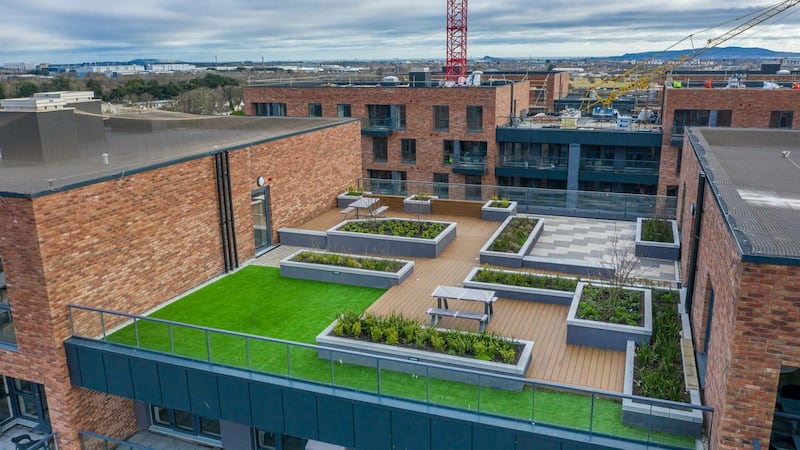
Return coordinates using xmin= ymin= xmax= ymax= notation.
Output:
xmin=689 ymin=127 xmax=800 ymax=263
xmin=0 ymin=111 xmax=353 ymax=197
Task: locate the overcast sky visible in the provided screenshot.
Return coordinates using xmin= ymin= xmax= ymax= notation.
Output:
xmin=2 ymin=0 xmax=800 ymax=64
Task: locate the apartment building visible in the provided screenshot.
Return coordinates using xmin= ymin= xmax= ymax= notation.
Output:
xmin=0 ymin=92 xmax=361 ymax=449
xmin=678 ymin=127 xmax=800 ymax=450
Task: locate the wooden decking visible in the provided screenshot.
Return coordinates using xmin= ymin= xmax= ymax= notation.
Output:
xmin=282 ymin=207 xmax=626 ymax=393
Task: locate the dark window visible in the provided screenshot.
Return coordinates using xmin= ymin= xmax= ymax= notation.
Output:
xmin=770 ymin=110 xmax=793 ymax=128
xmin=443 ymin=141 xmax=455 ymax=165
xmin=433 ymin=105 xmax=449 ymax=131
xmin=0 ymin=259 xmax=15 ymax=347
xmin=466 ymin=105 xmax=483 ymax=132
xmin=672 ymin=109 xmax=731 ymax=135
xmin=401 ymin=139 xmax=416 ymax=164
xmin=253 ymin=102 xmax=286 ymax=116
xmin=337 ymin=104 xmax=351 ymax=117
xmin=308 ymin=103 xmax=322 ymax=117
xmin=464 ymin=174 xmax=482 ymax=200
xmin=151 ymin=406 xmax=221 ymax=439
xmin=368 ymin=170 xmax=406 ymax=195
xmin=372 ymin=137 xmax=388 ymax=162
xmin=395 ymin=105 xmax=407 ymax=129
xmin=433 ymin=173 xmax=449 ymax=199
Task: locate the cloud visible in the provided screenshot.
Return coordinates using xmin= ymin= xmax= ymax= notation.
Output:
xmin=1 ymin=0 xmax=799 ymax=63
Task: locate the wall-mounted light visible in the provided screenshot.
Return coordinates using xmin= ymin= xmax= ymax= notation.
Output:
xmin=256 ymin=176 xmax=266 ymax=186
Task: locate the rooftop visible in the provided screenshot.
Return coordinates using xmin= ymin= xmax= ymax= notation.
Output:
xmin=0 ymin=110 xmax=352 ymax=196
xmin=689 ymin=127 xmax=800 ymax=262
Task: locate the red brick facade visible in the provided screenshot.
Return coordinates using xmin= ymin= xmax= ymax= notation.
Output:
xmin=0 ymin=120 xmax=360 ymax=449
xmin=679 ymin=131 xmax=800 ymax=450
xmin=243 ymin=82 xmax=529 ymax=188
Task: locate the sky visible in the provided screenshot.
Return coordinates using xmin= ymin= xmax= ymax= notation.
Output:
xmin=2 ymin=0 xmax=800 ymax=64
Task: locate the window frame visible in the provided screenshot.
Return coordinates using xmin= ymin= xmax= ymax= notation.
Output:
xmin=308 ymin=103 xmax=322 ymax=117
xmin=466 ymin=105 xmax=483 ymax=132
xmin=337 ymin=104 xmax=351 ymax=117
xmin=770 ymin=110 xmax=794 ymax=128
xmin=433 ymin=105 xmax=450 ymax=131
xmin=400 ymin=139 xmax=416 ymax=164
xmin=372 ymin=137 xmax=388 ymax=162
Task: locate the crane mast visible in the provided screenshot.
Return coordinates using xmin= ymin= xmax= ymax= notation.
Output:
xmin=446 ymin=0 xmax=468 ymax=83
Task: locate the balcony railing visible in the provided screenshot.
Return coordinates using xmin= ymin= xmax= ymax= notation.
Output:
xmin=580 ymin=158 xmax=659 ymax=175
xmin=68 ymin=304 xmax=710 ymax=449
xmin=496 ymin=156 xmax=569 ymax=169
xmin=359 ymin=178 xmax=677 ymax=219
xmin=361 ymin=117 xmax=403 ymax=130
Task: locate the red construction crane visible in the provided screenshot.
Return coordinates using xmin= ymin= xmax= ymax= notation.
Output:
xmin=445 ymin=0 xmax=468 ymax=83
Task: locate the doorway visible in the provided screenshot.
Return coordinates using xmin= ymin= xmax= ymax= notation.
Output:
xmin=251 ymin=187 xmax=273 ymax=254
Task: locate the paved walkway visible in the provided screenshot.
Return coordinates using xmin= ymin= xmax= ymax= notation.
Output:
xmin=0 ymin=425 xmax=46 ymax=450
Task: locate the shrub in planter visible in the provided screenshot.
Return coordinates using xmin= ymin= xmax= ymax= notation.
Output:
xmin=338 ymin=219 xmax=446 ymax=239
xmin=473 ymin=268 xmax=577 ymax=292
xmin=642 ymin=219 xmax=674 ymax=243
xmin=291 ymin=251 xmax=404 ymax=272
xmin=577 ymin=283 xmax=643 ymax=326
xmin=489 ymin=217 xmax=537 ymax=253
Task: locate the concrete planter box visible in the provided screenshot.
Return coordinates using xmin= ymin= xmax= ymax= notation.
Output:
xmin=337 ymin=191 xmax=371 ymax=208
xmin=479 ymin=215 xmax=544 ymax=268
xmin=277 ymin=227 xmax=327 ymax=249
xmin=622 ymin=290 xmax=703 ymax=438
xmin=279 ymin=250 xmax=414 ymax=289
xmin=462 ymin=267 xmax=576 ymax=305
xmin=566 ymin=282 xmax=652 ymax=351
xmin=316 ymin=320 xmax=534 ymax=390
xmin=481 ymin=200 xmax=518 ymax=222
xmin=403 ymin=195 xmax=437 ymax=215
xmin=635 ymin=218 xmax=680 ymax=260
xmin=326 ymin=219 xmax=456 ymax=258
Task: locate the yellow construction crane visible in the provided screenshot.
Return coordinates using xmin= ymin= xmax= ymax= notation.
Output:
xmin=579 ymin=0 xmax=800 ymax=115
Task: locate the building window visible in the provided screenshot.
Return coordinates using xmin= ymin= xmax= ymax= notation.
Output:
xmin=433 ymin=105 xmax=449 ymax=131
xmin=433 ymin=173 xmax=449 ymax=199
xmin=337 ymin=104 xmax=351 ymax=117
xmin=0 ymin=259 xmax=15 ymax=347
xmin=372 ymin=137 xmax=388 ymax=162
xmin=466 ymin=105 xmax=483 ymax=132
xmin=151 ymin=406 xmax=221 ymax=440
xmin=770 ymin=111 xmax=793 ymax=128
xmin=253 ymin=102 xmax=286 ymax=117
xmin=401 ymin=139 xmax=416 ymax=164
xmin=443 ymin=141 xmax=455 ymax=165
xmin=367 ymin=104 xmax=391 ymax=128
xmin=308 ymin=103 xmax=322 ymax=117
xmin=464 ymin=174 xmax=482 ymax=200
xmin=672 ymin=109 xmax=731 ymax=136
xmin=395 ymin=105 xmax=407 ymax=130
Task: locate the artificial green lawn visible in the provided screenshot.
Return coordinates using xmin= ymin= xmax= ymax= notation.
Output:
xmin=107 ymin=265 xmax=693 ymax=448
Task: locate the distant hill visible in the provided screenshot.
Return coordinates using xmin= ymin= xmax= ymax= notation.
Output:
xmin=613 ymin=46 xmax=800 ymax=61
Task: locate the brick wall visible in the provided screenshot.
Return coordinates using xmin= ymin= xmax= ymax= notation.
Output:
xmin=244 ymin=83 xmax=527 ymax=188
xmin=679 ymin=130 xmax=800 ymax=449
xmin=0 ymin=120 xmax=360 ymax=449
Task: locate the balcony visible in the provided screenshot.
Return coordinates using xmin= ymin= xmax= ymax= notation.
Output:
xmin=361 ymin=117 xmax=402 ymax=136
xmin=579 ymin=158 xmax=659 ymax=185
xmin=452 ymin=155 xmax=487 ymax=175
xmin=670 ymin=126 xmax=685 ymax=146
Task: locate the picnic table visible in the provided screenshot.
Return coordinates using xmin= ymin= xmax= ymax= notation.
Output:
xmin=427 ymin=285 xmax=497 ymax=332
xmin=348 ymin=196 xmax=379 ymax=219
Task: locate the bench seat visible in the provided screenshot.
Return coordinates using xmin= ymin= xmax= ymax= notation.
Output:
xmin=339 ymin=206 xmax=355 ymax=219
xmin=368 ymin=205 xmax=389 ymax=218
xmin=426 ymin=307 xmax=489 ymax=332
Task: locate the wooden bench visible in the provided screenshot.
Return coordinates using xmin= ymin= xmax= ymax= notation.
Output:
xmin=426 ymin=307 xmax=489 ymax=332
xmin=339 ymin=206 xmax=355 ymax=219
xmin=367 ymin=205 xmax=389 ymax=218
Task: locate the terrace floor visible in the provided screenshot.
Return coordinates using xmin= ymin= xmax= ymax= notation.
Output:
xmin=254 ymin=208 xmax=681 ymax=393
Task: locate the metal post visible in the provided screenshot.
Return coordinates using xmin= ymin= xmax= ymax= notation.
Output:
xmin=134 ymin=318 xmax=140 ymax=348
xmin=426 ymin=365 xmax=430 ymax=402
xmin=205 ymin=330 xmax=212 ymax=363
xmin=376 ymin=359 xmax=382 ymax=394
xmin=168 ymin=325 xmax=175 ymax=354
xmin=68 ymin=307 xmax=74 ymax=336
xmin=589 ymin=392 xmax=595 ymax=432
xmin=100 ymin=311 xmax=106 ymax=340
xmin=286 ymin=344 xmax=291 ymax=378
xmin=245 ymin=337 xmax=251 ymax=370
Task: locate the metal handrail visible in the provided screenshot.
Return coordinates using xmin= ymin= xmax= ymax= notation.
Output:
xmin=67 ymin=304 xmax=713 ymax=415
xmin=79 ymin=430 xmax=152 ymax=449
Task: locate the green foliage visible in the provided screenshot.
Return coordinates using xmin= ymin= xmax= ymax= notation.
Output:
xmin=410 ymin=193 xmax=433 ymax=201
xmin=85 ymin=78 xmax=104 ymax=99
xmin=634 ymin=290 xmax=687 ymax=402
xmin=490 ymin=195 xmax=511 ymax=208
xmin=642 ymin=219 xmax=674 ymax=243
xmin=472 ymin=268 xmax=578 ymax=292
xmin=291 ymin=251 xmax=404 ymax=273
xmin=339 ymin=219 xmax=446 ymax=239
xmin=105 ymin=72 xmax=238 ymax=102
xmin=0 ymin=82 xmax=5 ymax=100
xmin=230 ymin=110 xmax=245 ymax=116
xmin=334 ymin=312 xmax=519 ymax=364
xmin=345 ymin=186 xmax=363 ymax=196
xmin=15 ymin=81 xmax=38 ymax=98
xmin=46 ymin=76 xmax=71 ymax=91
xmin=488 ymin=217 xmax=537 ymax=253
xmin=577 ymin=284 xmax=643 ymax=326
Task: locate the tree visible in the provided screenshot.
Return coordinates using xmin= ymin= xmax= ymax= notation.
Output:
xmin=0 ymin=82 xmax=5 ymax=100
xmin=16 ymin=81 xmax=38 ymax=97
xmin=85 ymin=78 xmax=103 ymax=99
xmin=46 ymin=76 xmax=71 ymax=91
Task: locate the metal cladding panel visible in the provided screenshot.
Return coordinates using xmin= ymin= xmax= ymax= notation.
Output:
xmin=431 ymin=418 xmax=472 ymax=450
xmin=187 ymin=370 xmax=220 ymax=419
xmin=158 ymin=365 xmax=190 ymax=411
xmin=76 ymin=346 xmax=108 ymax=392
xmin=515 ymin=433 xmax=561 ymax=450
xmin=473 ymin=426 xmax=515 ymax=449
xmin=353 ymin=403 xmax=392 ymax=450
xmin=391 ymin=411 xmax=431 ymax=450
xmin=250 ymin=383 xmax=284 ymax=432
xmin=130 ymin=359 xmax=162 ymax=405
xmin=64 ymin=344 xmax=83 ymax=387
xmin=283 ymin=390 xmax=318 ymax=440
xmin=317 ymin=396 xmax=355 ymax=447
xmin=218 ymin=377 xmax=252 ymax=424
xmin=103 ymin=353 xmax=134 ymax=398
xmin=496 ymin=127 xmax=663 ymax=147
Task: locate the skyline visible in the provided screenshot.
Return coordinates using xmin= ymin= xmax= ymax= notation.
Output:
xmin=2 ymin=1 xmax=800 ymax=64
